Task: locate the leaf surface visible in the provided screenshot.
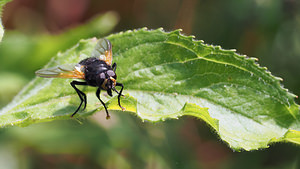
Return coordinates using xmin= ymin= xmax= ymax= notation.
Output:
xmin=1 ymin=28 xmax=299 ymax=151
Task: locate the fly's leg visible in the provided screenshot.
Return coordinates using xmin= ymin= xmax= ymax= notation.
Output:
xmin=112 ymin=63 xmax=117 ymax=72
xmin=70 ymin=81 xmax=88 ymax=117
xmin=115 ymin=82 xmax=125 ymax=111
xmin=96 ymin=88 xmax=110 ymax=119
xmin=112 ymin=88 xmax=124 ymax=96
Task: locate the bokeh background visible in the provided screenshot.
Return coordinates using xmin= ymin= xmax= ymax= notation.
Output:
xmin=0 ymin=0 xmax=299 ymax=168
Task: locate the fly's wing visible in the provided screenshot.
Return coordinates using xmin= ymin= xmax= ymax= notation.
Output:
xmin=35 ymin=63 xmax=85 ymax=79
xmin=91 ymin=38 xmax=112 ymax=66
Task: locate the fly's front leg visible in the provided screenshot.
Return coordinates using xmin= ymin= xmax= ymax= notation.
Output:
xmin=112 ymin=88 xmax=124 ymax=96
xmin=70 ymin=81 xmax=88 ymax=117
xmin=116 ymin=82 xmax=125 ymax=111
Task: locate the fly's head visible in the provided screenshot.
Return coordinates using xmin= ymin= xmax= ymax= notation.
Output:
xmin=98 ymin=70 xmax=117 ymax=96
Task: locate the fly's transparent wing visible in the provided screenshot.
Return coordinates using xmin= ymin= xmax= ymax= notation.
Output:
xmin=91 ymin=38 xmax=112 ymax=65
xmin=35 ymin=63 xmax=85 ymax=79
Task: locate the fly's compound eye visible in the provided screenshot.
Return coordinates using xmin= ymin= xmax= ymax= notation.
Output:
xmin=107 ymin=70 xmax=116 ymax=79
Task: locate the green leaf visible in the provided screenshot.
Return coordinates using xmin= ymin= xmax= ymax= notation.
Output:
xmin=1 ymin=28 xmax=299 ymax=151
xmin=0 ymin=0 xmax=11 ymax=42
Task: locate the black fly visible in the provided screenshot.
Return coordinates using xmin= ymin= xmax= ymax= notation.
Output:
xmin=35 ymin=38 xmax=125 ymax=119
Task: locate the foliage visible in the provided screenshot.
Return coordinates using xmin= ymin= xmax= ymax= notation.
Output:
xmin=0 ymin=0 xmax=300 ymax=168
xmin=1 ymin=28 xmax=299 ymax=151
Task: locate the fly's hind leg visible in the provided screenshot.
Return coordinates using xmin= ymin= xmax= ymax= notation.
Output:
xmin=96 ymin=88 xmax=110 ymax=119
xmin=70 ymin=81 xmax=88 ymax=117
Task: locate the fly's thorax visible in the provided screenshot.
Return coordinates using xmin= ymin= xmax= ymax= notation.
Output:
xmin=80 ymin=59 xmax=108 ymax=86
xmin=79 ymin=57 xmax=117 ymax=90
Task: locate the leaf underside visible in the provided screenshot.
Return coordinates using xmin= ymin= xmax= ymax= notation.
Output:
xmin=1 ymin=28 xmax=299 ymax=151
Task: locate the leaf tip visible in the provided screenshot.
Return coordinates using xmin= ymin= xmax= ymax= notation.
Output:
xmin=172 ymin=29 xmax=182 ymax=35
xmin=157 ymin=27 xmax=164 ymax=31
xmin=125 ymin=29 xmax=133 ymax=33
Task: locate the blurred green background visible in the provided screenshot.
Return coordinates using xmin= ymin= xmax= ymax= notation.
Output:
xmin=0 ymin=0 xmax=299 ymax=168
